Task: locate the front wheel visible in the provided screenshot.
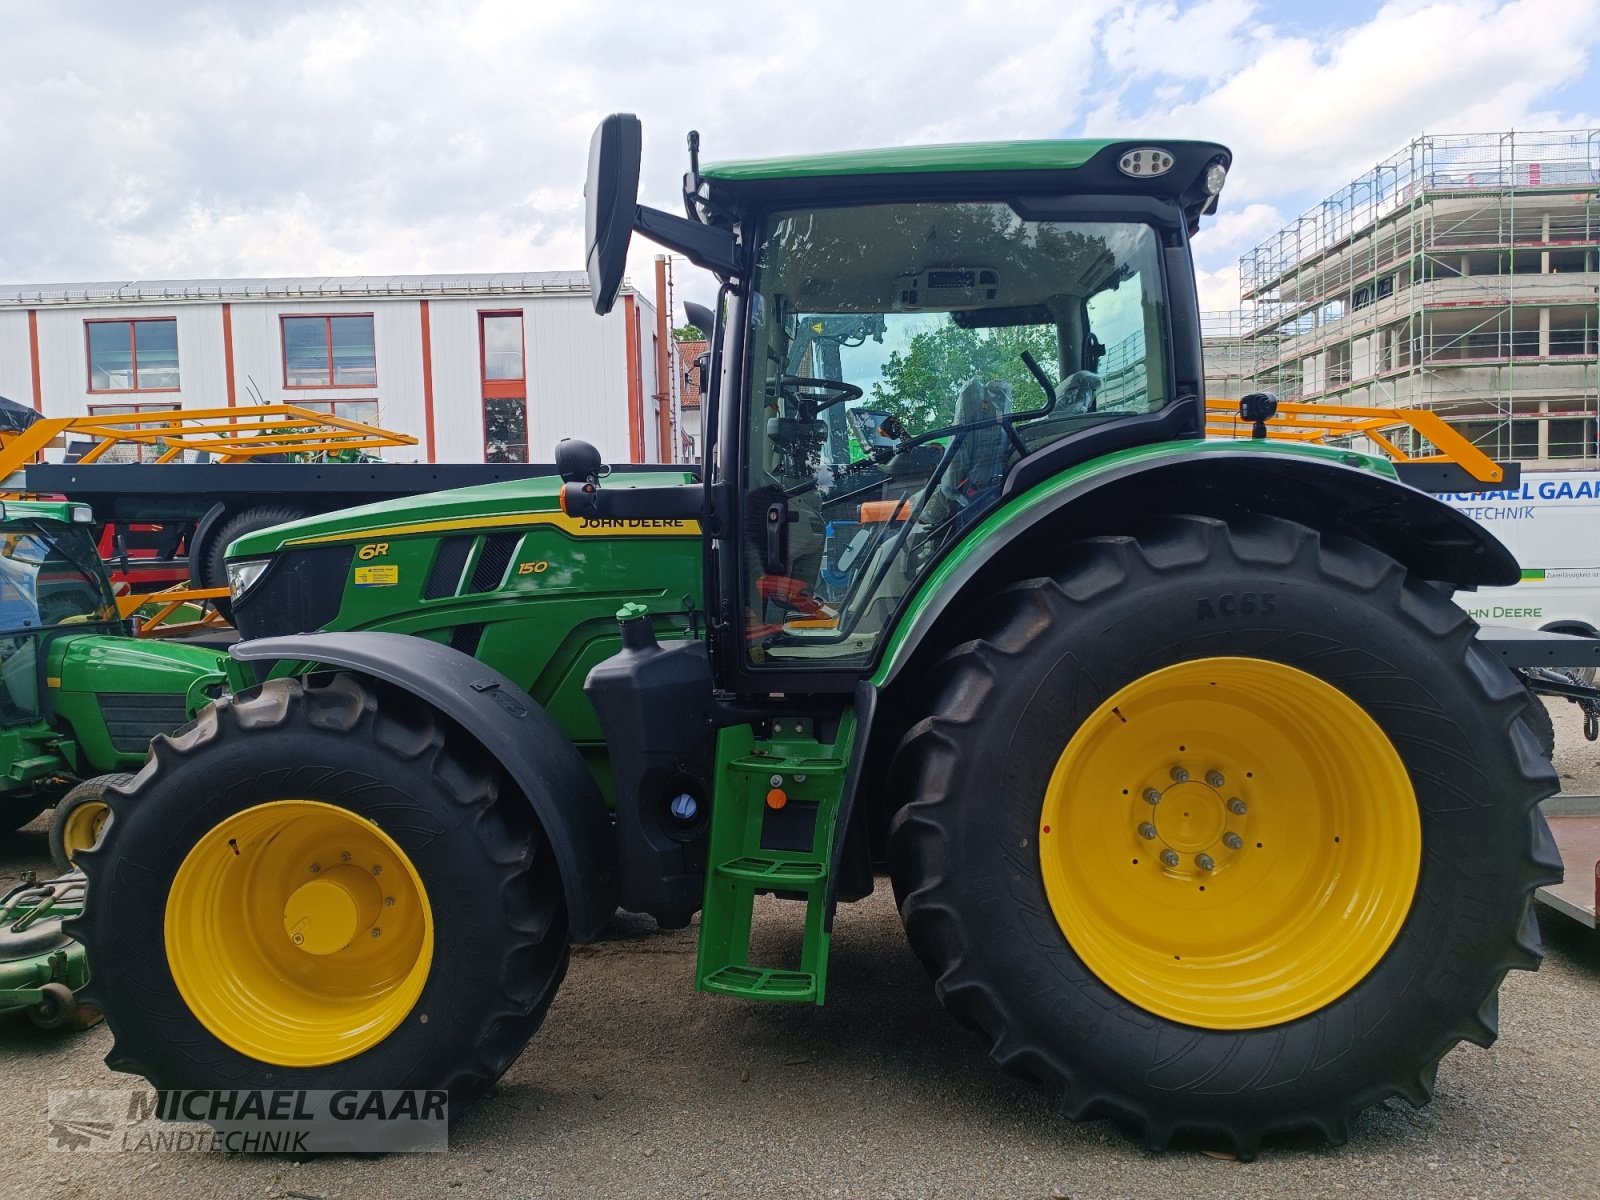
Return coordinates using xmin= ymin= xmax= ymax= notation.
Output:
xmin=75 ymin=674 xmax=568 ymax=1117
xmin=888 ymin=514 xmax=1559 ymax=1156
xmin=50 ymin=774 xmax=134 ymax=872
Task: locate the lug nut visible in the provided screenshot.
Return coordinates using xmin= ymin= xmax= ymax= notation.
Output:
xmin=1227 ymin=798 xmax=1247 ymax=815
xmin=1196 ymin=853 xmax=1216 ymax=871
xmin=1170 ymin=767 xmax=1189 ymax=783
xmin=384 ymin=897 xmax=395 ymax=907
xmin=291 ymin=932 xmax=305 ymax=946
xmin=1143 ymin=788 xmax=1162 ymax=805
xmin=1160 ymin=849 xmax=1180 ymax=868
xmin=340 ymin=851 xmax=352 ymax=862
xmin=1205 ymin=770 xmax=1225 ymax=788
xmin=371 ymin=928 xmax=382 ymax=939
xmin=1138 ymin=822 xmax=1158 ymax=840
xmin=371 ymin=865 xmax=382 ymax=876
xmin=1223 ymin=833 xmax=1243 ymax=850
xmin=308 ymin=863 xmax=320 ymax=874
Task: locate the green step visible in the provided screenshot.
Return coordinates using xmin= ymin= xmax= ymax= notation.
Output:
xmin=701 ymin=965 xmax=819 ymax=1001
xmin=695 ymin=715 xmax=857 ymax=1007
xmin=715 ymin=856 xmax=827 ymax=886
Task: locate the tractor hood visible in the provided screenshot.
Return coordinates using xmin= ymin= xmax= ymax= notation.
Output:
xmin=225 ymin=469 xmax=700 ymax=561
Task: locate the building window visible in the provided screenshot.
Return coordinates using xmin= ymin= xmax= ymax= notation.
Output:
xmin=480 ymin=312 xmax=525 ymax=392
xmin=84 ymin=401 xmax=181 ymax=463
xmin=291 ymin=398 xmax=382 ymax=427
xmin=483 ymin=397 xmax=528 ymax=463
xmin=86 ymin=318 xmax=179 ymax=392
xmin=282 ymin=315 xmax=377 ymax=388
xmin=480 ymin=312 xmax=527 ymax=462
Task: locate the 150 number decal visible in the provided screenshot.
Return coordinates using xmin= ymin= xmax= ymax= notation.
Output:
xmin=1197 ymin=592 xmax=1277 ymax=620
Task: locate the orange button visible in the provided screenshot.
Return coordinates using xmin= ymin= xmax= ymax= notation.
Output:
xmin=765 ymin=788 xmax=788 ymax=810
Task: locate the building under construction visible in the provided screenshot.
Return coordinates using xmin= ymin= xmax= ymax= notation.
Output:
xmin=1218 ymin=129 xmax=1599 ymax=466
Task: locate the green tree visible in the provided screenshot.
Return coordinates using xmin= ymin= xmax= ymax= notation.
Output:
xmin=672 ymin=324 xmax=705 ymax=342
xmin=871 ymin=322 xmax=1058 ymax=433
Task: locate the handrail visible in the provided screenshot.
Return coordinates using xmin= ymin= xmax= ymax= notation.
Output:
xmin=0 ymin=405 xmax=418 ymax=477
xmin=1204 ymin=398 xmax=1506 ymax=484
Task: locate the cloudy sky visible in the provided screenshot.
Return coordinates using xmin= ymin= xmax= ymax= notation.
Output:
xmin=2 ymin=0 xmax=1596 ymax=315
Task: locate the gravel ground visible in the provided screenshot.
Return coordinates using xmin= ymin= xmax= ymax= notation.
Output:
xmin=1 ymin=700 xmax=1597 ymax=1200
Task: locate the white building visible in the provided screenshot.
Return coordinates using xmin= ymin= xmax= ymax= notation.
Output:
xmin=0 ymin=270 xmax=687 ymax=465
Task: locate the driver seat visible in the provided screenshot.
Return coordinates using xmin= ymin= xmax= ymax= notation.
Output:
xmin=943 ymin=377 xmax=1014 ymax=508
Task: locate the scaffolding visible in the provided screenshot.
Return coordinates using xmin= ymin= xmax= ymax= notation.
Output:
xmin=1235 ymin=129 xmax=1600 ymax=464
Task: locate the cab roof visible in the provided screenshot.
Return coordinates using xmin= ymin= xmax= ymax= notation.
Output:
xmin=700 ymin=137 xmax=1232 ymax=223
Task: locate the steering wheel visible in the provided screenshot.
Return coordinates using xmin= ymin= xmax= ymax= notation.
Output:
xmin=777 ymin=375 xmax=863 ymax=415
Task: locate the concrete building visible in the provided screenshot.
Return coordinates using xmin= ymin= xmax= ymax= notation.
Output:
xmin=0 ymin=269 xmax=689 ymax=465
xmin=1227 ymin=129 xmax=1599 ymax=466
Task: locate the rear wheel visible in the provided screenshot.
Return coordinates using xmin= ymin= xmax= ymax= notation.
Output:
xmin=75 ymin=673 xmax=567 ymax=1116
xmin=888 ymin=514 xmax=1559 ymax=1156
xmin=49 ymin=774 xmax=134 ymax=872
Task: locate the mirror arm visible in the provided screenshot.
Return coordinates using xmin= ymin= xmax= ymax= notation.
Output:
xmin=633 ymin=205 xmax=739 ymax=275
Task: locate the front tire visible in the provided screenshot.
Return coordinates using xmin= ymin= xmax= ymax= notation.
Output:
xmin=75 ymin=673 xmax=568 ymax=1118
xmin=49 ymin=773 xmax=134 ymax=872
xmin=888 ymin=514 xmax=1559 ymax=1156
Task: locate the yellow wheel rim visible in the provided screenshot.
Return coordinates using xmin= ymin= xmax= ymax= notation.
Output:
xmin=61 ymin=800 xmax=109 ymax=863
xmin=1039 ymin=657 xmax=1420 ymax=1030
xmin=165 ymin=799 xmax=434 ymax=1066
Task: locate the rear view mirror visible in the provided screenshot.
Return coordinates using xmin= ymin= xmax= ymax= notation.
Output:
xmin=586 ymin=114 xmax=643 ymax=315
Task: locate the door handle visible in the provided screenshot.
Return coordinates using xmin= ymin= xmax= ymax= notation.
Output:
xmin=765 ymin=501 xmax=788 ymax=573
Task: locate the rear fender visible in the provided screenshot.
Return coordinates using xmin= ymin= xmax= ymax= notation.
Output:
xmin=873 ymin=444 xmax=1519 ymax=689
xmin=232 ymin=631 xmax=617 ymax=942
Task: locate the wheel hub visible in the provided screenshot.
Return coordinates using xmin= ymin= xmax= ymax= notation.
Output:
xmin=165 ymin=799 xmax=433 ymax=1067
xmin=283 ymin=865 xmax=384 ymax=955
xmin=1038 ymin=656 xmax=1420 ymax=1030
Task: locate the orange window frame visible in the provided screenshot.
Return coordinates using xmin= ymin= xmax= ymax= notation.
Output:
xmin=85 ymin=317 xmax=181 ymax=394
xmin=280 ymin=313 xmax=378 ymax=389
xmin=479 ymin=310 xmax=526 ymax=400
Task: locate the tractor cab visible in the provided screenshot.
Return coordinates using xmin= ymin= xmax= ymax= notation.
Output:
xmin=577 ymin=115 xmax=1228 ymax=688
xmin=0 ymin=502 xmax=120 ymax=725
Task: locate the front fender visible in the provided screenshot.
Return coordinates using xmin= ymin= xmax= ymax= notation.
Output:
xmin=232 ymin=631 xmax=617 ymax=942
xmin=873 ymin=441 xmax=1518 ymax=688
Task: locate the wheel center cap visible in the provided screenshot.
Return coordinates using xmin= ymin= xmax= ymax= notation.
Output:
xmin=1155 ymin=782 xmax=1226 ymax=851
xmin=283 ymin=866 xmax=381 ymax=955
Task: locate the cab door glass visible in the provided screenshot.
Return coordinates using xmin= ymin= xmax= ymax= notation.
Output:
xmin=741 ymin=202 xmax=1166 ymax=668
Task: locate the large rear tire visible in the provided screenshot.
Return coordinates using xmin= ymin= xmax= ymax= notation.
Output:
xmin=74 ymin=673 xmax=568 ymax=1118
xmin=888 ymin=514 xmax=1559 ymax=1156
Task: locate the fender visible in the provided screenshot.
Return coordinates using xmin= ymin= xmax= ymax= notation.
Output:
xmin=232 ymin=631 xmax=617 ymax=942
xmin=872 ymin=440 xmax=1520 ymax=688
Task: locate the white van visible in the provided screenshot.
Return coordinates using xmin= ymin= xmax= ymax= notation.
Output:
xmin=1443 ymin=470 xmax=1600 ymax=637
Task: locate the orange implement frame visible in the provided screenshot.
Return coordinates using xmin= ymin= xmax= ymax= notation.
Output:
xmin=1204 ymin=399 xmax=1507 ymax=485
xmin=117 ymin=585 xmax=232 ymax=639
xmin=0 ymin=405 xmax=417 ymax=478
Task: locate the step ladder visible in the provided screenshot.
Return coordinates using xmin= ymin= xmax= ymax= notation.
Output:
xmin=696 ymin=719 xmax=849 ymax=1004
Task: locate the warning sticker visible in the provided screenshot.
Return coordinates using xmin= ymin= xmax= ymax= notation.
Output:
xmin=354 ymin=565 xmax=400 ymax=587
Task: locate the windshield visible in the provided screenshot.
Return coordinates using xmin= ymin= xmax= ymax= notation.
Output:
xmin=0 ymin=523 xmax=116 ymax=726
xmin=0 ymin=525 xmax=117 ymax=634
xmin=742 ymin=201 xmax=1168 ymax=669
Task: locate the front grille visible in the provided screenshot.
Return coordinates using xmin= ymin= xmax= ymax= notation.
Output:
xmin=467 ymin=534 xmax=520 ymax=594
xmin=424 ymin=537 xmax=473 ymax=599
xmin=449 ymin=623 xmax=484 ymax=656
xmin=97 ymin=693 xmax=190 ymax=753
xmin=232 ymin=545 xmax=356 ymax=639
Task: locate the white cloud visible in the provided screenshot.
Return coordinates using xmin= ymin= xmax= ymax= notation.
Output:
xmin=0 ymin=0 xmax=1595 ymax=327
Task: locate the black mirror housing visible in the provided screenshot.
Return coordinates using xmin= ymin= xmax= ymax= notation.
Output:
xmin=586 ymin=114 xmax=643 ymax=316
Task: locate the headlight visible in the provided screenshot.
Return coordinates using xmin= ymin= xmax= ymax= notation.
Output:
xmin=225 ymin=558 xmax=271 ymax=601
xmin=1204 ymin=161 xmax=1228 ymax=196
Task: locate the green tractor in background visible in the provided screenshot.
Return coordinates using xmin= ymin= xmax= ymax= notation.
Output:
xmin=73 ymin=117 xmax=1576 ymax=1155
xmin=0 ymin=499 xmax=239 ymax=870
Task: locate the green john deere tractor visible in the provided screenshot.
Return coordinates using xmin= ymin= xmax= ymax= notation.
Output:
xmin=0 ymin=499 xmax=240 ymax=870
xmin=74 ymin=117 xmax=1574 ymax=1155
